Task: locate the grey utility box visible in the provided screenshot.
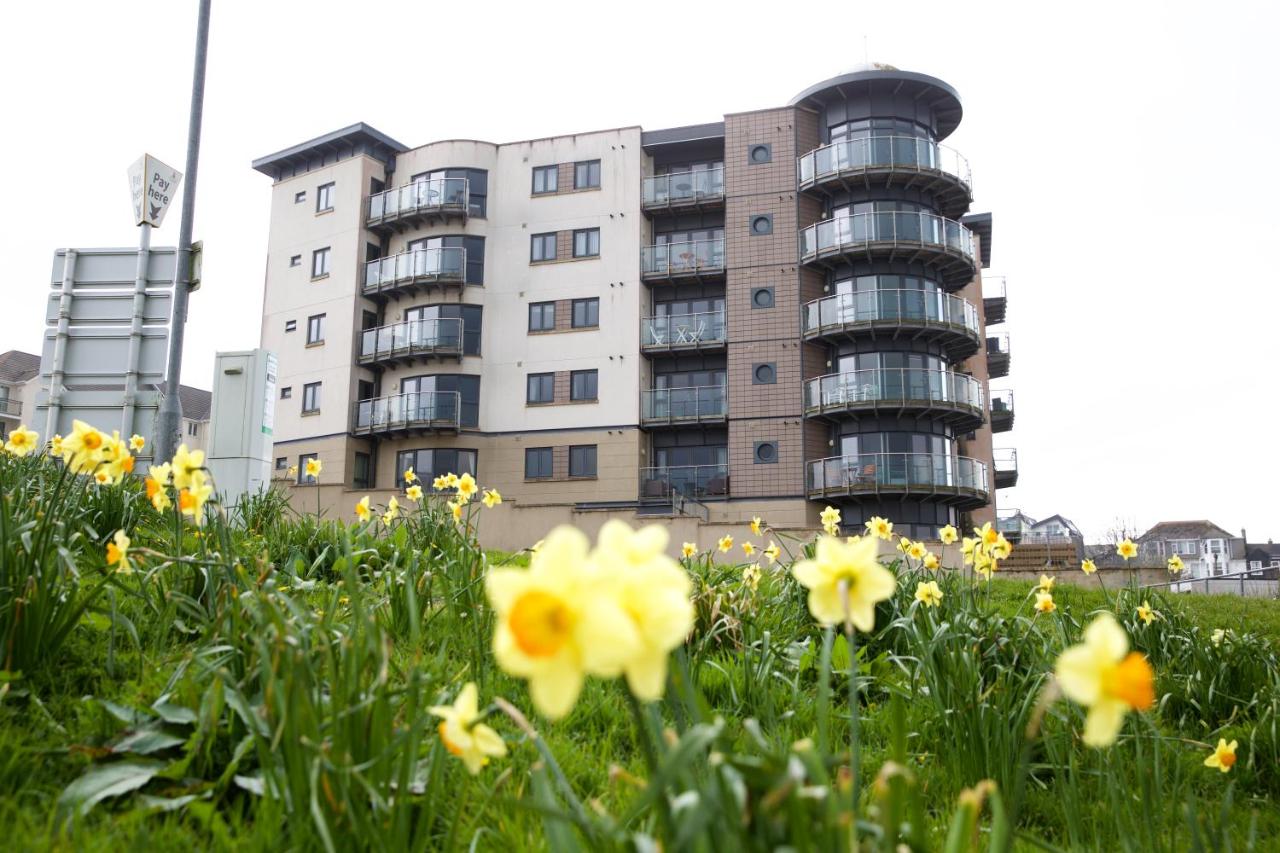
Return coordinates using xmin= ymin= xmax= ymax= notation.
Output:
xmin=206 ymin=349 xmax=277 ymax=507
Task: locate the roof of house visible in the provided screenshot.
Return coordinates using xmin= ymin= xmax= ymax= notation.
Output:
xmin=1247 ymin=542 xmax=1280 ymax=559
xmin=1137 ymin=520 xmax=1237 ymax=542
xmin=1030 ymin=514 xmax=1082 ymax=535
xmin=0 ymin=350 xmax=41 ymax=384
xmin=178 ymin=385 xmax=212 ymax=421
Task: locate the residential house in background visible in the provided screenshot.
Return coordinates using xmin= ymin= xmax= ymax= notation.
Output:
xmin=996 ymin=509 xmax=1036 ymax=543
xmin=1137 ymin=520 xmax=1247 ymax=578
xmin=1245 ymin=541 xmax=1280 ymax=573
xmin=1025 ymin=514 xmax=1083 ymax=546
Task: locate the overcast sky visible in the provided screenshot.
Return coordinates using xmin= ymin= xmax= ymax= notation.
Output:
xmin=2 ymin=0 xmax=1276 ymax=543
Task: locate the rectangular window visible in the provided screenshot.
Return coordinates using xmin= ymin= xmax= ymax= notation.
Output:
xmin=570 ymin=369 xmax=598 ymax=401
xmin=352 ymin=452 xmax=371 ymax=489
xmin=275 ymin=457 xmax=288 ymax=470
xmin=285 ymin=319 xmax=297 ymax=332
xmin=302 ymin=382 xmax=321 ymax=413
xmin=531 ymin=233 xmax=557 ymax=262
xmin=529 ymin=301 xmax=556 ymax=332
xmin=280 ymin=386 xmax=292 ymax=399
xmin=572 ymin=228 xmax=600 ymax=258
xmin=294 ymin=190 xmax=306 ymax=204
xmin=312 ymin=247 xmax=331 ymax=278
xmin=396 ymin=448 xmax=477 ymax=487
xmin=569 ymin=444 xmax=597 ymax=478
xmin=316 ymin=182 xmax=334 ymax=212
xmin=306 ymin=313 xmax=325 ymax=344
xmin=527 ymin=372 xmax=555 ymax=404
xmin=187 ymin=422 xmax=199 ymax=437
xmin=525 ymin=447 xmax=553 ymax=479
xmin=298 ymin=453 xmax=318 ymax=484
xmin=571 ymin=298 xmax=599 ymax=329
xmin=532 ymin=165 xmax=558 ymax=194
xmin=289 ymin=255 xmax=301 ymax=267
xmin=1250 ymin=560 xmax=1263 ymax=570
xmin=574 ymin=160 xmax=601 ymax=189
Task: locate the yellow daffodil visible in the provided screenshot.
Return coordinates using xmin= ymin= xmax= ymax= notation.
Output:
xmin=433 ymin=474 xmax=449 ymax=491
xmin=304 ymin=457 xmax=322 ymax=480
xmin=171 ymin=444 xmax=206 ymax=490
xmin=146 ymin=463 xmax=172 ymax=512
xmin=820 ymin=506 xmax=841 ymax=536
xmin=1034 ymin=591 xmax=1056 ymax=613
xmin=961 ymin=536 xmax=978 ymax=565
xmin=681 ymin=542 xmax=697 ymax=559
xmin=105 ymin=530 xmax=131 ymax=574
xmin=990 ymin=534 xmax=1013 ymax=560
xmin=382 ymin=496 xmax=400 ymax=525
xmin=896 ymin=536 xmax=912 ymax=554
xmin=287 ymin=464 xmax=298 ymax=479
xmin=974 ymin=522 xmax=1000 ymax=550
xmin=1136 ymin=601 xmax=1158 ymax=625
xmin=456 ymin=472 xmax=478 ymax=501
xmin=750 ymin=516 xmax=763 ymax=536
xmin=1038 ymin=574 xmax=1056 ymax=593
xmin=1116 ymin=539 xmax=1138 ymax=560
xmin=1211 ymin=628 xmax=1226 ymax=646
xmin=939 ymin=524 xmax=958 ymax=544
xmin=907 ymin=540 xmax=927 ymax=560
xmin=1204 ymin=739 xmax=1237 ymax=773
xmin=974 ymin=550 xmax=995 ymax=579
xmin=178 ymin=472 xmax=213 ymax=525
xmin=1081 ymin=559 xmax=1097 ymax=575
xmin=482 ymin=488 xmax=502 ymax=508
xmin=444 ymin=472 xmax=459 ymax=489
xmin=128 ymin=434 xmax=145 ymax=452
xmin=94 ymin=470 xmax=112 ymax=486
xmin=449 ymin=500 xmax=463 ymax=522
xmin=743 ymin=564 xmax=761 ymax=593
xmin=742 ymin=541 xmax=756 ymax=558
xmin=355 ymin=495 xmax=372 ymax=522
xmin=764 ymin=541 xmax=781 ymax=565
xmin=406 ymin=484 xmax=424 ymax=502
xmin=915 ymin=580 xmax=943 ymax=608
xmin=1167 ymin=554 xmax=1184 ymax=573
xmin=48 ymin=434 xmax=63 ymax=457
xmin=923 ymin=552 xmax=940 ymax=571
xmin=718 ymin=535 xmax=733 ymax=553
xmin=1054 ymin=613 xmax=1155 ymax=747
xmin=62 ymin=420 xmax=106 ymax=474
xmin=429 ymin=682 xmax=507 ymax=775
xmin=792 ymin=535 xmax=896 ymax=630
xmin=403 ymin=467 xmax=417 ymax=484
xmin=98 ymin=431 xmax=135 ymax=481
xmin=866 ymin=516 xmax=894 ymax=541
xmin=486 ymin=526 xmax=641 ymax=718
xmin=4 ymin=425 xmax=39 ymax=457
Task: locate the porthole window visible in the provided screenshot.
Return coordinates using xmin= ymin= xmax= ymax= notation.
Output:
xmin=750 ymin=214 xmax=773 ymax=235
xmin=751 ymin=287 xmax=774 ymax=309
xmin=748 ymin=144 xmax=772 ymax=164
xmin=752 ymin=363 xmax=776 ymax=385
xmin=754 ymin=441 xmax=778 ymax=464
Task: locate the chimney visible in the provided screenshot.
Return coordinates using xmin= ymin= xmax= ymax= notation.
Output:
xmin=1241 ymin=528 xmax=1247 ymax=543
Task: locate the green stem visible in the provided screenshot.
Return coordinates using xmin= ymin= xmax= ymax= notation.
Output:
xmin=845 ymin=620 xmax=861 ymax=827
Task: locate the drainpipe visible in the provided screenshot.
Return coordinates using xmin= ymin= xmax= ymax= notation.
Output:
xmin=45 ymin=249 xmax=78 ymax=437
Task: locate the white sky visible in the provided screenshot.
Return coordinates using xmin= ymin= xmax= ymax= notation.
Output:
xmin=2 ymin=0 xmax=1277 ymax=543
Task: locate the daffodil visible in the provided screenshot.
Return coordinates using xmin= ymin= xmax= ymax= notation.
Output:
xmin=681 ymin=542 xmax=697 ymax=559
xmin=750 ymin=516 xmax=763 ymax=536
xmin=1136 ymin=601 xmax=1158 ymax=625
xmin=742 ymin=541 xmax=756 ymax=558
xmin=444 ymin=472 xmax=460 ymax=489
xmin=429 ymin=683 xmax=507 ymax=775
xmin=865 ymin=516 xmax=893 ymax=541
xmin=718 ymin=535 xmax=733 ymax=553
xmin=923 ymin=552 xmax=940 ymax=571
xmin=433 ymin=474 xmax=449 ymax=491
xmin=100 ymin=431 xmax=134 ymax=481
xmin=1211 ymin=628 xmax=1226 ymax=646
xmin=939 ymin=524 xmax=958 ymax=544
xmin=791 ymin=535 xmax=896 ymax=630
xmin=456 ymin=473 xmax=478 ymax=501
xmin=990 ymin=534 xmax=1013 ymax=560
xmin=1203 ymin=738 xmax=1237 ymax=773
xmin=94 ymin=470 xmax=112 ymax=486
xmin=1167 ymin=554 xmax=1184 ymax=573
xmin=896 ymin=536 xmax=912 ymax=555
xmin=1035 ymin=591 xmax=1056 ymax=613
xmin=355 ymin=495 xmax=372 ymax=522
xmin=915 ymin=580 xmax=943 ymax=608
xmin=382 ymin=496 xmax=400 ymax=525
xmin=820 ymin=506 xmax=841 ymax=536
xmin=449 ymin=500 xmax=463 ymax=522
xmin=486 ymin=526 xmax=641 ymax=718
xmin=406 ymin=484 xmax=424 ymax=502
xmin=961 ymin=536 xmax=978 ymax=565
xmin=482 ymin=488 xmax=502 ymax=508
xmin=743 ymin=564 xmax=761 ymax=593
xmin=1081 ymin=559 xmax=1097 ymax=575
xmin=974 ymin=550 xmax=995 ymax=579
xmin=907 ymin=540 xmax=927 ymax=561
xmin=4 ymin=425 xmax=39 ymax=457
xmin=146 ymin=463 xmax=172 ymax=512
xmin=1054 ymin=613 xmax=1155 ymax=747
xmin=128 ymin=434 xmax=145 ymax=452
xmin=974 ymin=522 xmax=1000 ymax=550
xmin=287 ymin=464 xmax=298 ymax=479
xmin=106 ymin=530 xmax=131 ymax=574
xmin=178 ymin=472 xmax=213 ymax=525
xmin=304 ymin=457 xmax=322 ymax=480
xmin=1038 ymin=574 xmax=1056 ymax=593
xmin=764 ymin=541 xmax=781 ymax=564
xmin=1116 ymin=539 xmax=1138 ymax=561
xmin=62 ymin=420 xmax=107 ymax=474
xmin=403 ymin=467 xmax=417 ymax=484
xmin=171 ymin=444 xmax=205 ymax=490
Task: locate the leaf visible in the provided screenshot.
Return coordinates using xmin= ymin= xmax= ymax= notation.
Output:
xmin=233 ymin=773 xmax=265 ymax=796
xmin=151 ymin=700 xmax=198 ymax=725
xmin=59 ymin=760 xmax=163 ymax=817
xmin=112 ymin=728 xmax=186 ymax=755
xmin=99 ymin=699 xmax=151 ymax=726
xmin=138 ymin=793 xmax=203 ymax=813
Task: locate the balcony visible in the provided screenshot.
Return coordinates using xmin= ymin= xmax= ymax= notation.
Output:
xmin=994 ymin=448 xmax=1019 ymax=489
xmin=357 ymin=318 xmax=464 ymax=368
xmin=804 ymin=368 xmax=984 ymax=431
xmin=351 ymin=391 xmax=461 ymax=437
xmin=639 ymin=463 xmax=729 ymax=503
xmin=363 ymin=247 xmax=466 ymax=300
xmin=640 ymin=311 xmax=726 ymax=354
xmin=641 ymin=238 xmax=725 ymax=283
xmin=801 ymin=289 xmax=981 ymax=360
xmin=807 ymin=452 xmax=989 ymax=508
xmin=798 ymin=212 xmax=976 ymax=287
xmin=987 ymin=333 xmax=1010 ymax=379
xmin=640 ymin=386 xmax=727 ymax=427
xmin=366 ymin=178 xmax=469 ymax=232
xmin=797 ymin=137 xmax=972 ymax=218
xmin=983 ymin=276 xmax=1007 ymax=326
xmin=0 ymin=398 xmax=20 ymax=418
xmin=990 ymin=390 xmax=1014 ymax=433
xmin=642 ymin=166 xmax=724 ymax=214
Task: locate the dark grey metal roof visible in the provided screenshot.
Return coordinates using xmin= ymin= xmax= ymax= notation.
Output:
xmin=790 ymin=68 xmax=963 ymax=140
xmin=962 ymin=212 xmax=993 ymax=267
xmin=179 ymin=384 xmax=212 ymax=421
xmin=251 ymin=123 xmax=407 ymax=180
xmin=641 ymin=122 xmax=725 ymax=148
xmin=0 ymin=350 xmax=41 ymax=384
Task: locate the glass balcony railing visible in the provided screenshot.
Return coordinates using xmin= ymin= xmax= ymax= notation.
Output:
xmin=366 ymin=178 xmax=469 ymax=225
xmin=807 ymin=452 xmax=989 ymax=498
xmin=990 ymin=390 xmax=1014 ymax=428
xmin=803 ymin=289 xmax=979 ymax=338
xmin=641 ymin=238 xmax=725 ymax=278
xmin=352 ymin=391 xmax=461 ymax=434
xmin=798 ymin=136 xmax=970 ymax=191
xmin=639 ymin=463 xmax=729 ymax=501
xmin=799 ymin=212 xmax=975 ymax=264
xmin=363 ymin=247 xmax=466 ymax=295
xmin=642 ymin=166 xmax=724 ymax=207
xmin=358 ymin=318 xmax=464 ymax=363
xmin=0 ymin=398 xmax=21 ymax=417
xmin=640 ymin=310 xmax=726 ymax=350
xmin=640 ymin=385 xmax=727 ymax=424
xmin=994 ymin=448 xmax=1019 ymax=488
xmin=804 ymin=368 xmax=983 ymax=416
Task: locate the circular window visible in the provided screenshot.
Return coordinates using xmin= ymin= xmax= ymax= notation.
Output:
xmin=750 ymin=215 xmax=772 ymax=235
xmin=754 ymin=441 xmax=778 ymax=463
xmin=752 ymin=287 xmax=774 ymax=309
xmin=749 ymin=144 xmax=771 ymax=164
xmin=753 ymin=363 xmax=776 ymax=384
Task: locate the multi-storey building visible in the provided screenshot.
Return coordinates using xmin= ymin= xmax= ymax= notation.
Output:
xmin=251 ymin=64 xmax=1016 ymax=548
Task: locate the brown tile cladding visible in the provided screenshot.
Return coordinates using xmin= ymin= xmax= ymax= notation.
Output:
xmin=556 ymin=230 xmax=573 ymax=261
xmin=557 ymin=162 xmax=574 ymax=193
xmin=553 ymin=299 xmax=573 ymax=332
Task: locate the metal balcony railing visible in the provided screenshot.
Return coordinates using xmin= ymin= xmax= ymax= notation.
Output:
xmin=640 ymin=385 xmax=727 ymax=425
xmin=352 ymin=391 xmax=461 ymax=434
xmin=798 ymin=136 xmax=971 ymax=191
xmin=640 ymin=310 xmax=726 ymax=351
xmin=363 ymin=247 xmax=467 ymax=296
xmin=641 ymin=238 xmax=725 ymax=278
xmin=802 ymin=289 xmax=980 ymax=338
xmin=799 ymin=212 xmax=975 ymax=266
xmin=807 ymin=452 xmax=989 ymax=499
xmin=358 ymin=318 xmax=464 ymax=364
xmin=804 ymin=368 xmax=984 ymax=417
xmin=990 ymin=390 xmax=1014 ymax=432
xmin=642 ymin=166 xmax=724 ymax=207
xmin=366 ymin=177 xmax=469 ymax=226
xmin=639 ymin=463 xmax=729 ymax=501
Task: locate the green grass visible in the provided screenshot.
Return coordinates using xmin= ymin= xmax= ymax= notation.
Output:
xmin=1 ymin=449 xmax=1279 ymax=851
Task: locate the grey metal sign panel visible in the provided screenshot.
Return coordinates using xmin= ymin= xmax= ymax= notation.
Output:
xmin=51 ymin=247 xmax=177 ymax=288
xmin=45 ymin=291 xmax=172 ymax=325
xmin=40 ymin=330 xmax=169 ymax=385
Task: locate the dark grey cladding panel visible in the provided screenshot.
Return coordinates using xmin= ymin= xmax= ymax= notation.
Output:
xmin=791 ymin=69 xmax=963 ymax=141
xmin=641 ymin=122 xmax=726 ymax=148
xmin=251 ymin=123 xmax=407 ymax=181
xmin=961 ymin=212 xmax=993 ymax=267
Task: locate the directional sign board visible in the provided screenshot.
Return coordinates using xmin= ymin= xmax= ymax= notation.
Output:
xmin=128 ymin=154 xmax=182 ymax=227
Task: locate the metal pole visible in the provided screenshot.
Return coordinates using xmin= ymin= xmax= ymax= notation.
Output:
xmin=121 ymin=223 xmax=151 ymax=444
xmin=154 ymin=0 xmax=212 ymax=462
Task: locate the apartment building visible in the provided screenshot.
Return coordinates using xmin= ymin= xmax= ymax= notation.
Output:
xmin=251 ymin=64 xmax=1016 ymax=548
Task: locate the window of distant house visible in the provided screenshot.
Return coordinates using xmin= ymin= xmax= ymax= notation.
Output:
xmin=312 ymin=247 xmax=331 ymax=279
xmin=186 ymin=422 xmax=199 ymax=437
xmin=316 ymin=182 xmax=334 ymax=212
xmin=531 ymin=233 xmax=557 ymax=262
xmin=302 ymin=382 xmax=321 ymax=413
xmin=529 ymin=301 xmax=556 ymax=332
xmin=532 ymin=165 xmax=558 ymax=194
xmin=527 ymin=372 xmax=554 ymax=404
xmin=525 ymin=447 xmax=553 ymax=479
xmin=306 ymin=313 xmax=325 ymax=344
xmin=294 ymin=190 xmax=306 ymax=204
xmin=280 ymin=386 xmax=292 ymax=399
xmin=573 ymin=228 xmax=599 ymax=258
xmin=574 ymin=159 xmax=601 ymax=189
xmin=570 ymin=369 xmax=597 ymax=401
xmin=571 ymin=298 xmax=599 ymax=329
xmin=289 ymin=255 xmax=301 ymax=267
xmin=569 ymin=444 xmax=597 ymax=477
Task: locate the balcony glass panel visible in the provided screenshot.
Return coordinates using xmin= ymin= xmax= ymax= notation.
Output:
xmin=363 ymin=247 xmax=466 ymax=293
xmin=798 ymin=137 xmax=970 ymax=188
xmin=640 ymin=311 xmax=726 ymax=348
xmin=642 ymin=166 xmax=725 ymax=206
xmin=367 ymin=177 xmax=469 ymax=222
xmin=352 ymin=391 xmax=461 ymax=432
xmin=804 ymin=369 xmax=983 ymax=412
xmin=639 ymin=463 xmax=729 ymax=500
xmin=641 ymin=238 xmax=725 ymax=276
xmin=641 ymin=385 xmax=726 ymax=421
xmin=807 ymin=452 xmax=987 ymax=494
xmin=799 ymin=212 xmax=974 ymax=261
xmin=803 ymin=289 xmax=979 ymax=336
xmin=358 ymin=318 xmax=464 ymax=360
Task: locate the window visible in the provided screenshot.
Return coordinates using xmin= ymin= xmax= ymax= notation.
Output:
xmin=750 ymin=214 xmax=773 ymax=235
xmin=1169 ymin=539 xmax=1198 ymax=556
xmin=289 ymin=255 xmax=301 ymax=267
xmin=573 ymin=228 xmax=600 ymax=258
xmin=302 ymin=382 xmax=321 ymax=413
xmin=571 ymin=298 xmax=599 ymax=329
xmin=275 ymin=457 xmax=288 ymax=470
xmin=352 ymin=452 xmax=371 ymax=489
xmin=527 ymin=372 xmax=555 ymax=404
xmin=399 ymin=374 xmax=481 ymax=428
xmin=748 ymin=143 xmax=772 ymax=164
xmin=280 ymin=386 xmax=292 ymax=399
xmin=751 ymin=287 xmax=774 ymax=309
xmin=570 ymin=369 xmax=597 ymax=401
xmin=754 ymin=441 xmax=778 ymax=464
xmin=532 ymin=165 xmax=558 ymax=194
xmin=294 ymin=190 xmax=306 ymax=204
xmin=529 ymin=301 xmax=556 ymax=332
xmin=531 ymin=233 xmax=557 ymax=262
xmin=312 ymin=247 xmax=331 ymax=279
xmin=574 ymin=160 xmax=601 ymax=189
xmin=396 ymin=448 xmax=477 ymax=486
xmin=752 ymin=363 xmax=776 ymax=384
xmin=306 ymin=313 xmax=325 ymax=344
xmin=316 ymin=182 xmax=334 ymax=212
xmin=285 ymin=319 xmax=297 ymax=332
xmin=569 ymin=445 xmax=597 ymax=478
xmin=525 ymin=447 xmax=553 ymax=479
xmin=298 ymin=453 xmax=318 ymax=484
xmin=406 ymin=234 xmax=485 ymax=284
xmin=187 ymin=422 xmax=199 ymax=437
xmin=414 ymin=168 xmax=488 ymax=217
xmin=1249 ymin=560 xmax=1262 ymax=570
xmin=404 ymin=303 xmax=483 ymax=355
